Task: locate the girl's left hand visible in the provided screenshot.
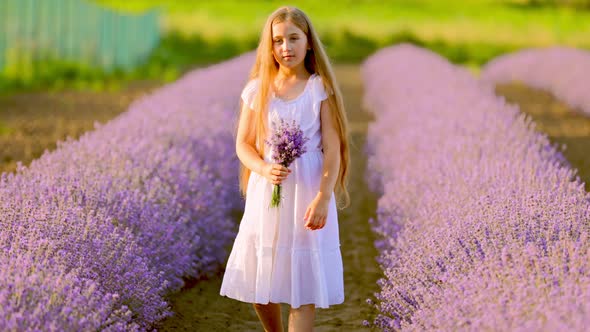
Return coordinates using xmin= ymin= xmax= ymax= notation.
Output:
xmin=304 ymin=193 xmax=330 ymax=230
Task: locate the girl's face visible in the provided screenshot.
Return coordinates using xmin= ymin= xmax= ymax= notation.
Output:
xmin=271 ymin=20 xmax=309 ymax=70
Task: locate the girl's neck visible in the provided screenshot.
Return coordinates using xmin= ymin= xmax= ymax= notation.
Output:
xmin=276 ymin=65 xmax=310 ymax=81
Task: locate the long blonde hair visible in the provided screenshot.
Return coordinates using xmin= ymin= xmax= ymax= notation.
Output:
xmin=236 ymin=6 xmax=350 ymax=210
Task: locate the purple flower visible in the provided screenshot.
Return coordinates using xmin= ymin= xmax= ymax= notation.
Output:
xmin=264 ymin=116 xmax=309 ymax=208
xmin=361 ymin=43 xmax=590 ymax=330
xmin=0 ymin=51 xmax=257 ymax=329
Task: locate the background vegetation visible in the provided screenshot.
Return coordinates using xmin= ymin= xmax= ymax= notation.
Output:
xmin=2 ymin=0 xmax=589 ymax=93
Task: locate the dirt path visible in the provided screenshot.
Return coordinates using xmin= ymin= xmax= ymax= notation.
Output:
xmin=152 ymin=64 xmax=383 ymax=331
xmin=0 ymin=81 xmax=161 ymax=174
xmin=494 ymin=83 xmax=590 ymax=192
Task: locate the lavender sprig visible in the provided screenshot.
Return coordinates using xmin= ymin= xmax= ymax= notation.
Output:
xmin=264 ymin=116 xmax=309 ymax=208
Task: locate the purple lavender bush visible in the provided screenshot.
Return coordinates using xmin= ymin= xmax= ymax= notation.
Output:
xmin=480 ymin=46 xmax=590 ymax=116
xmin=0 ymin=52 xmax=256 ymax=330
xmin=264 ymin=115 xmax=309 ymax=208
xmin=361 ymin=43 xmax=590 ymax=331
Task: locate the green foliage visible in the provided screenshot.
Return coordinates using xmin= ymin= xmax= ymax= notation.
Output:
xmin=99 ymin=0 xmax=590 ymax=46
xmin=0 ymin=28 xmax=575 ymax=94
xmin=503 ymin=0 xmax=590 ymax=9
xmin=0 ymin=58 xmax=132 ymax=94
xmin=0 ymin=122 xmax=12 ymax=136
xmin=4 ymin=0 xmax=590 ymax=93
xmin=149 ymin=32 xmax=258 ymax=69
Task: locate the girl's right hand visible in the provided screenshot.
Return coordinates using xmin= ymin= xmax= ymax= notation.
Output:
xmin=261 ymin=162 xmax=291 ymax=185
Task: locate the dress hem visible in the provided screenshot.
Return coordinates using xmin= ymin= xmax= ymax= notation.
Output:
xmin=218 ymin=292 xmax=345 ymax=309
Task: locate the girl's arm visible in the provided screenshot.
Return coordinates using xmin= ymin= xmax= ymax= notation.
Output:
xmin=317 ymin=99 xmax=341 ymax=203
xmin=236 ymin=102 xmax=266 ymax=175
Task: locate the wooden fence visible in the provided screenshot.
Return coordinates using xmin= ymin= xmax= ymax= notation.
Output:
xmin=0 ymin=0 xmax=161 ymax=80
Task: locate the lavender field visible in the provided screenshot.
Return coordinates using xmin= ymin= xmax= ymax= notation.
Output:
xmin=361 ymin=44 xmax=590 ymax=331
xmin=2 ymin=44 xmax=590 ymax=331
xmin=0 ymin=53 xmax=255 ymax=330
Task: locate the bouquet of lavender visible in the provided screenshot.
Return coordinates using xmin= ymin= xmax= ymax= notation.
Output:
xmin=264 ymin=116 xmax=309 ymax=208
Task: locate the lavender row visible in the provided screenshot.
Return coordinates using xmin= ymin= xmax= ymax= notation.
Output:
xmin=360 ymin=43 xmax=590 ymax=331
xmin=0 ymin=52 xmax=256 ymax=331
xmin=480 ymin=46 xmax=590 ymax=116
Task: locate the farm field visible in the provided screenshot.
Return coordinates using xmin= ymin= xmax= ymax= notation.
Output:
xmin=2 ymin=2 xmax=589 ymax=329
xmin=2 ymin=61 xmax=588 ymax=329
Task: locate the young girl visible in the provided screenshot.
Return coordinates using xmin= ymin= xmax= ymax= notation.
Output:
xmin=220 ymin=6 xmax=350 ymax=331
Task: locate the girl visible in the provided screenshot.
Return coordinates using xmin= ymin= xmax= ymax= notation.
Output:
xmin=220 ymin=6 xmax=350 ymax=332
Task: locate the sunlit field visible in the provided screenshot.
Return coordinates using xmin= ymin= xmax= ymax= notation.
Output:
xmin=1 ymin=0 xmax=589 ymax=330
xmin=96 ymin=0 xmax=590 ymax=47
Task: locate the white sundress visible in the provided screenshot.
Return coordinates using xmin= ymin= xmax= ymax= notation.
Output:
xmin=219 ymin=73 xmax=345 ymax=309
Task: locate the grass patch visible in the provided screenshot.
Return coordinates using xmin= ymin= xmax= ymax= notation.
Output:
xmin=4 ymin=0 xmax=589 ymax=93
xmin=0 ymin=122 xmax=13 ymax=136
xmin=94 ymin=0 xmax=590 ymax=47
